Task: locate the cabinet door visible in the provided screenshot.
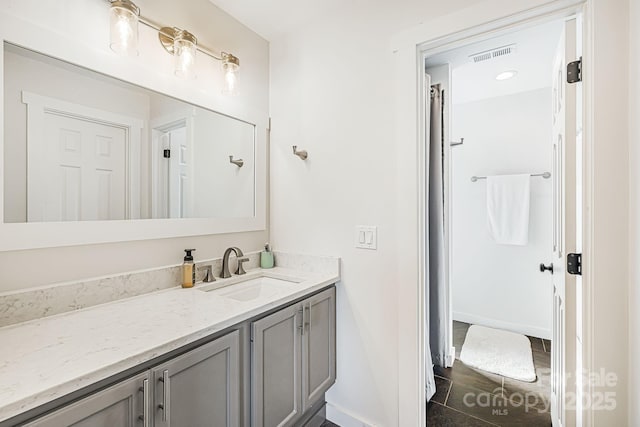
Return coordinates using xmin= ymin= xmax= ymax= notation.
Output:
xmin=22 ymin=372 xmax=150 ymax=427
xmin=302 ymin=287 xmax=336 ymax=411
xmin=251 ymin=304 xmax=302 ymax=427
xmin=152 ymin=330 xmax=240 ymax=427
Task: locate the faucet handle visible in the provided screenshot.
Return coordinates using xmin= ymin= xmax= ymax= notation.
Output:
xmin=235 ymin=257 xmax=249 ymax=275
xmin=198 ymin=265 xmax=215 ymax=283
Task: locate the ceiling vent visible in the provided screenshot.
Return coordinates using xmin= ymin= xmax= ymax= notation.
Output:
xmin=469 ymin=44 xmax=517 ymax=63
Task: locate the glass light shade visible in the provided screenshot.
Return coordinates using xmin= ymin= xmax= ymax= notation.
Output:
xmin=174 ymin=32 xmax=197 ymax=79
xmin=109 ymin=1 xmax=139 ymax=56
xmin=222 ymin=57 xmax=239 ymax=96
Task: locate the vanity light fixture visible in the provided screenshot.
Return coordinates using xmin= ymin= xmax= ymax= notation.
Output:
xmin=109 ymin=0 xmax=140 ymax=56
xmin=107 ymin=0 xmax=240 ymax=91
xmin=159 ymin=27 xmax=198 ymax=79
xmin=222 ymin=53 xmax=240 ymax=95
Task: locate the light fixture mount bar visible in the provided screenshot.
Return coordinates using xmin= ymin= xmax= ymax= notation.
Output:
xmin=139 ymin=18 xmax=224 ymax=61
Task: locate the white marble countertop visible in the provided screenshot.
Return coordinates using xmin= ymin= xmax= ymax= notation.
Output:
xmin=0 ymin=265 xmax=339 ymax=423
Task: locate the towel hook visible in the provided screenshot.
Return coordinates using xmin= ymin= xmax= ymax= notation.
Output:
xmin=229 ymin=155 xmax=244 ymax=167
xmin=450 ymin=138 xmax=464 ymax=147
xmin=292 ymin=145 xmax=308 ymax=160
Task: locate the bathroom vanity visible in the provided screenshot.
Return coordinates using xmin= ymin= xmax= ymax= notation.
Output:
xmin=0 ymin=262 xmax=339 ymax=427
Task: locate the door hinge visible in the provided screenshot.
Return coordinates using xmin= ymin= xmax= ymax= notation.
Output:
xmin=163 ymin=149 xmax=171 ymax=158
xmin=567 ymin=58 xmax=582 ymax=84
xmin=567 ymin=253 xmax=582 ymax=275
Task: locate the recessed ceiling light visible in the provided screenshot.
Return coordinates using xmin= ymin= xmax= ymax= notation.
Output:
xmin=496 ymin=70 xmax=518 ymax=81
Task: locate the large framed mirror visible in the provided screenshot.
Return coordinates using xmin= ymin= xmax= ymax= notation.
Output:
xmin=0 ymin=14 xmax=267 ymax=251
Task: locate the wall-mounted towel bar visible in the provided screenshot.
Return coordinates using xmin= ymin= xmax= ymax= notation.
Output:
xmin=471 ymin=172 xmax=551 ymax=182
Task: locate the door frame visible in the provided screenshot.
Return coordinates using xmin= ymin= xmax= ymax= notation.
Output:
xmin=394 ymin=0 xmax=595 ymax=425
xmin=150 ymin=109 xmax=194 ymax=219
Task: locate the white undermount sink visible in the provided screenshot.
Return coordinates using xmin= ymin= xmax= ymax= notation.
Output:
xmin=205 ymin=276 xmax=302 ymax=302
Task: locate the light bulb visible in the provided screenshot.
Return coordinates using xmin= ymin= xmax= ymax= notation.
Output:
xmin=174 ymin=30 xmax=197 ymax=79
xmin=109 ymin=1 xmax=139 ymax=56
xmin=222 ymin=54 xmax=240 ymax=96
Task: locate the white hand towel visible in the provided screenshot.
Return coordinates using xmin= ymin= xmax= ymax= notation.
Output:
xmin=486 ymin=174 xmax=530 ymax=245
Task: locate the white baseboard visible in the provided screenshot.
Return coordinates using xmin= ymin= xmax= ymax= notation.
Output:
xmin=445 ymin=347 xmax=455 ymax=367
xmin=326 ymin=402 xmax=377 ymax=427
xmin=453 ymin=311 xmax=551 ymax=340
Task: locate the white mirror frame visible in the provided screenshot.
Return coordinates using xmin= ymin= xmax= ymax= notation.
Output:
xmin=0 ymin=11 xmax=267 ymax=251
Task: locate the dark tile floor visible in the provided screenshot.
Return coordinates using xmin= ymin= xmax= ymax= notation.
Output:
xmin=321 ymin=422 xmax=340 ymax=427
xmin=427 ymin=321 xmax=552 ymax=427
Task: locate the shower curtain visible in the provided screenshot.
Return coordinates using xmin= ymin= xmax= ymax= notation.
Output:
xmin=426 ymin=84 xmax=447 ymax=402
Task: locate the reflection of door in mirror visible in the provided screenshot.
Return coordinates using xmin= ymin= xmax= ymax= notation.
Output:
xmin=168 ymin=127 xmax=190 ymax=219
xmin=22 ymin=92 xmax=142 ymax=223
xmin=35 ymin=113 xmax=126 ymax=222
xmin=150 ymin=115 xmax=193 ymax=219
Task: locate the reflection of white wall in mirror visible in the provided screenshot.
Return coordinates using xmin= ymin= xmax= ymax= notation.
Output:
xmin=148 ymin=94 xmax=255 ymax=219
xmin=3 ymin=48 xmax=150 ymax=223
xmin=192 ymin=111 xmax=255 ymax=218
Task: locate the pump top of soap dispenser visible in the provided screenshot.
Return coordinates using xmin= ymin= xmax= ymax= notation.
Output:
xmin=184 ymin=249 xmax=195 ymax=261
xmin=264 ymin=243 xmax=271 ymax=252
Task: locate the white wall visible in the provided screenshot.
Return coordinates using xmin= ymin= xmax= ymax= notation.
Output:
xmin=450 ymin=88 xmax=553 ymax=339
xmin=0 ymin=0 xmax=269 ymax=291
xmin=270 ymin=17 xmax=400 ymax=427
xmin=628 ymin=0 xmax=640 ymax=423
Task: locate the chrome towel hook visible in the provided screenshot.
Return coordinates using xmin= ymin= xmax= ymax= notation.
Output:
xmin=292 ymin=146 xmax=308 ymax=160
xmin=229 ymin=155 xmax=244 ymax=167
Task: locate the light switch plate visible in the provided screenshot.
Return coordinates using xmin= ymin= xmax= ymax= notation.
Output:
xmin=355 ymin=226 xmax=377 ymax=250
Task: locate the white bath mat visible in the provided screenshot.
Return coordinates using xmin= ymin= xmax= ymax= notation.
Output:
xmin=459 ymin=325 xmax=536 ymax=382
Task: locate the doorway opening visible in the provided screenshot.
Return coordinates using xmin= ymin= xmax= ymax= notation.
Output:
xmin=424 ymin=14 xmax=582 ymax=427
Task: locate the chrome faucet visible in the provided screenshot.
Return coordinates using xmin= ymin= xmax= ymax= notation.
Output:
xmin=221 ymin=247 xmax=249 ymax=278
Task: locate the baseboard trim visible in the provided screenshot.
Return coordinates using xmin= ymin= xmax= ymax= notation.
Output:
xmin=453 ymin=311 xmax=551 ymax=340
xmin=445 ymin=347 xmax=455 ymax=367
xmin=326 ymin=402 xmax=377 ymax=427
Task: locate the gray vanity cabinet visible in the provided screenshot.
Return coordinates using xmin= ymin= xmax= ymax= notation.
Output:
xmin=152 ymin=330 xmax=241 ymax=427
xmin=251 ymin=287 xmax=336 ymax=427
xmin=14 ymin=288 xmax=335 ymax=427
xmin=22 ymin=330 xmax=240 ymax=427
xmin=301 ymin=288 xmax=336 ymax=412
xmin=251 ymin=304 xmax=303 ymax=427
xmin=22 ymin=372 xmax=150 ymax=427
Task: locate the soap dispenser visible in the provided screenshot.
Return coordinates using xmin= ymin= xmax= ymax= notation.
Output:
xmin=260 ymin=243 xmax=274 ymax=269
xmin=182 ymin=249 xmax=196 ymax=288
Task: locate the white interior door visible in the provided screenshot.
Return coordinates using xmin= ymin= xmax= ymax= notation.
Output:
xmin=549 ymin=17 xmax=579 ymax=427
xmin=167 ymin=126 xmax=189 ymax=218
xmin=28 ymin=112 xmax=127 ymax=222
